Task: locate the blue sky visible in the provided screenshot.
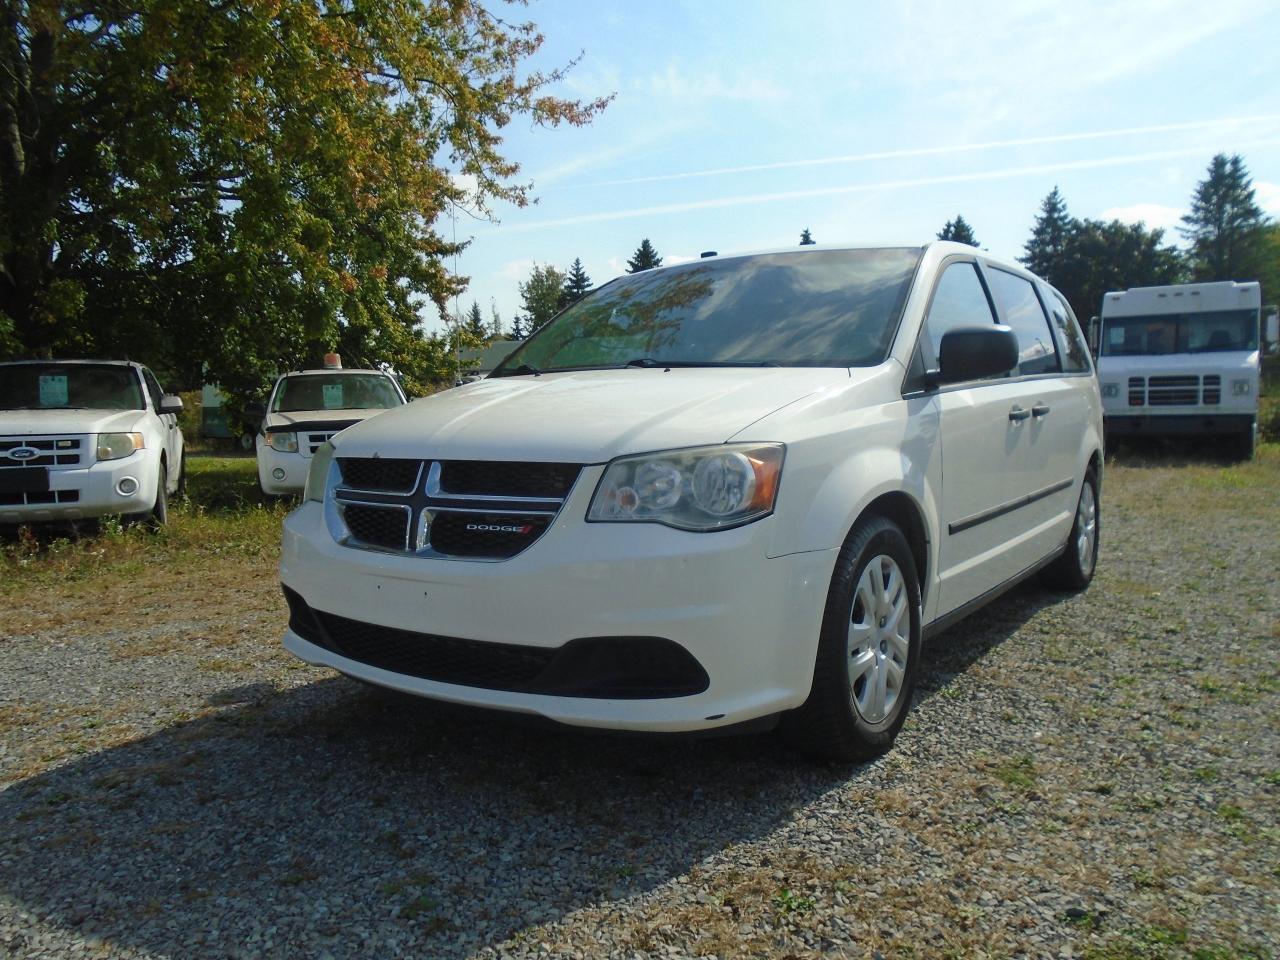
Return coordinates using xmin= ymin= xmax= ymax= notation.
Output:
xmin=434 ymin=0 xmax=1280 ymax=334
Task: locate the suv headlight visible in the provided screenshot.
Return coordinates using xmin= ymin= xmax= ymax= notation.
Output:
xmin=97 ymin=432 xmax=144 ymax=461
xmin=267 ymin=431 xmax=299 ymax=453
xmin=587 ymin=443 xmax=784 ymax=531
xmin=305 ymin=441 xmax=336 ymax=502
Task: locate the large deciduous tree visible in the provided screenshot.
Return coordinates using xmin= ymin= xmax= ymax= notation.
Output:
xmin=1180 ymin=153 xmax=1270 ymax=282
xmin=0 ymin=1 xmax=608 ymax=406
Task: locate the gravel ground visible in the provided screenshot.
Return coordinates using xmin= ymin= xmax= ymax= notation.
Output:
xmin=1 ymin=452 xmax=1277 ymax=960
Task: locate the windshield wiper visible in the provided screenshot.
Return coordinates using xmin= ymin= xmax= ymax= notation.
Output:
xmin=493 ymin=363 xmax=541 ymax=378
xmin=623 ymin=358 xmax=781 ymax=369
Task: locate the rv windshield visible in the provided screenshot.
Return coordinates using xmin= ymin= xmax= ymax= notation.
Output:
xmin=1102 ymin=309 xmax=1259 ymax=356
xmin=491 ymin=248 xmax=923 ymax=375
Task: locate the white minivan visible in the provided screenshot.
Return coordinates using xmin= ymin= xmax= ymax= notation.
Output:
xmin=0 ymin=360 xmax=185 ymax=526
xmin=279 ymin=243 xmax=1103 ymax=760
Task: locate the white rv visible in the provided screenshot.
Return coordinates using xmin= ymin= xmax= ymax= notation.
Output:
xmin=1097 ymin=281 xmax=1261 ymax=458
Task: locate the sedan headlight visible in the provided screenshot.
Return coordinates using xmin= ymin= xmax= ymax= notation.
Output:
xmin=305 ymin=441 xmax=336 ymax=502
xmin=267 ymin=431 xmax=299 ymax=453
xmin=1232 ymin=379 xmax=1251 ymax=396
xmin=96 ymin=432 xmax=144 ymax=461
xmin=588 ymin=443 xmax=784 ymax=531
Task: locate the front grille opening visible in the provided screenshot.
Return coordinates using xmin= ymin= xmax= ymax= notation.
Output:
xmin=427 ymin=513 xmax=552 ymax=559
xmin=338 ymin=457 xmax=421 ymax=491
xmin=0 ymin=489 xmax=79 ymax=507
xmin=283 ymin=588 xmax=708 ymax=699
xmin=342 ymin=503 xmax=409 ymax=550
xmin=1202 ymin=375 xmax=1221 ymax=405
xmin=1147 ymin=375 xmax=1199 ymax=406
xmin=439 ymin=461 xmax=580 ymax=499
xmin=1127 ymin=376 xmax=1145 ymax=407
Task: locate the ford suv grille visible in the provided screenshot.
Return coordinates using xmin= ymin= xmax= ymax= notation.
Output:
xmin=333 ymin=458 xmax=581 ymax=561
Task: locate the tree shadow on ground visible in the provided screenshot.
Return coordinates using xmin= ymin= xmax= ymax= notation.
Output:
xmin=1106 ymin=434 xmax=1250 ymax=466
xmin=0 ymin=581 xmax=1065 ymax=958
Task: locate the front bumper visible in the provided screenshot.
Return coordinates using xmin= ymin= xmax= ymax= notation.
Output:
xmin=257 ymin=445 xmax=310 ymax=495
xmin=1104 ymin=413 xmax=1255 ymax=437
xmin=279 ymin=499 xmax=836 ymax=732
xmin=0 ymin=452 xmax=156 ymax=524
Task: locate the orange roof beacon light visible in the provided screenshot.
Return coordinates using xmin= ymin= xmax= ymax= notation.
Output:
xmin=323 ymin=353 xmax=342 ymax=370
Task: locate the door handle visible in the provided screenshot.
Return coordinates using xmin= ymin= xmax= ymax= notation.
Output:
xmin=1008 ymin=406 xmax=1030 ymax=422
xmin=1032 ymin=403 xmax=1050 ymax=418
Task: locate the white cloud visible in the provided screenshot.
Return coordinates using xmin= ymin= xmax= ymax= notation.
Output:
xmin=1256 ymin=181 xmax=1280 ymax=216
xmin=497 ymin=257 xmax=538 ymax=282
xmin=665 ymin=253 xmax=699 ymax=266
xmin=1100 ymin=203 xmax=1185 ymax=232
xmin=642 ymin=63 xmax=787 ymax=105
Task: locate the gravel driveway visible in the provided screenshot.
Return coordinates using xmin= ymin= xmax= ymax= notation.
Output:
xmin=1 ymin=453 xmax=1277 ymax=959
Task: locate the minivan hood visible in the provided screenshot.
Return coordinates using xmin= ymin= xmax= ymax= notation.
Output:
xmin=333 ymin=368 xmax=855 ymax=462
xmin=0 ymin=407 xmax=145 ymax=436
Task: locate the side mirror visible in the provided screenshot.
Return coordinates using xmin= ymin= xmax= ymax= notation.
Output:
xmin=937 ymin=324 xmax=1019 ymax=383
xmin=159 ymin=395 xmax=184 ymax=415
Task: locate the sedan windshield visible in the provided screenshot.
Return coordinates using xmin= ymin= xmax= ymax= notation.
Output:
xmin=271 ymin=374 xmax=403 ymax=412
xmin=492 ymin=248 xmax=922 ymax=375
xmin=0 ymin=363 xmax=145 ymax=411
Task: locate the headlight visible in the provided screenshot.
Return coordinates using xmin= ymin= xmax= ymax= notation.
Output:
xmin=588 ymin=443 xmax=784 ymax=531
xmin=1232 ymin=379 xmax=1251 ymax=396
xmin=267 ymin=431 xmax=299 ymax=453
xmin=1101 ymin=383 xmax=1119 ymax=398
xmin=97 ymin=433 xmax=144 ymax=460
xmin=305 ymin=441 xmax=336 ymax=502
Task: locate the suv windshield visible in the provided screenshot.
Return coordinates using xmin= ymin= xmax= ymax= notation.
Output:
xmin=271 ymin=373 xmax=403 ymax=413
xmin=1102 ymin=309 xmax=1259 ymax=356
xmin=492 ymin=248 xmax=922 ymax=376
xmin=0 ymin=363 xmax=145 ymax=411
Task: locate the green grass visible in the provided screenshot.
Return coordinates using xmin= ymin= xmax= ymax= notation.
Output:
xmin=0 ymin=456 xmax=288 ymax=592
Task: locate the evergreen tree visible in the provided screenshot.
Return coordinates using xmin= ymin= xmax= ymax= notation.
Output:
xmin=1180 ymin=154 xmax=1270 ymax=281
xmin=465 ymin=301 xmax=487 ymax=339
xmin=519 ymin=264 xmax=567 ymax=334
xmin=510 ymin=316 xmax=527 ymax=340
xmin=560 ymin=258 xmax=593 ymax=308
xmin=626 ymin=239 xmax=663 ymax=273
xmin=489 ymin=302 xmax=504 ymax=339
xmin=1020 ymin=187 xmax=1072 ymax=280
xmin=937 ymin=216 xmax=979 ymax=247
xmin=799 ymin=228 xmax=815 ymax=246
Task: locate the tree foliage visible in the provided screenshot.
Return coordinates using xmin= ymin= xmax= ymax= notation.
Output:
xmin=1055 ymin=218 xmax=1184 ymax=322
xmin=937 ymin=215 xmax=979 ymax=247
xmin=559 ymin=256 xmax=591 ymax=308
xmin=0 ymin=0 xmax=609 ymax=409
xmin=465 ymin=301 xmax=487 ymax=340
xmin=799 ymin=228 xmax=815 ymax=246
xmin=1180 ymin=153 xmax=1270 ymax=282
xmin=1020 ymin=187 xmax=1071 ymax=279
xmin=626 ymin=238 xmax=662 ymax=273
xmin=518 ymin=263 xmax=564 ymax=334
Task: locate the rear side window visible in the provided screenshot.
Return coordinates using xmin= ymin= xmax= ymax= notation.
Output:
xmin=986 ymin=268 xmax=1059 ymax=376
xmin=925 ymin=262 xmax=997 ymax=361
xmin=1044 ymin=288 xmax=1092 ymax=373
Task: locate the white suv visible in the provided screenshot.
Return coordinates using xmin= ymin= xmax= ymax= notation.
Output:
xmin=0 ymin=360 xmax=185 ymax=526
xmin=279 ymin=243 xmax=1103 ymax=760
xmin=256 ymin=367 xmax=406 ymax=496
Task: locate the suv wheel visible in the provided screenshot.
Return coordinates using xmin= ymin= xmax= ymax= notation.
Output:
xmin=784 ymin=516 xmax=921 ymax=762
xmin=149 ymin=463 xmax=169 ymax=527
xmin=1040 ymin=469 xmax=1098 ymax=590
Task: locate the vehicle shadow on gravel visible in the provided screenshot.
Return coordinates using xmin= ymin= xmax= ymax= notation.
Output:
xmin=0 ymin=585 xmax=1061 ymax=959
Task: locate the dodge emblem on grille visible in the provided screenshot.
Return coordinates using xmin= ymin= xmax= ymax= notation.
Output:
xmin=465 ymin=523 xmax=534 ymax=535
xmin=6 ymin=446 xmax=39 ymax=461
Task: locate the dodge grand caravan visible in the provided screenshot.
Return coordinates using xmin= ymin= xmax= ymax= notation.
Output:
xmin=279 ymin=243 xmax=1103 ymax=760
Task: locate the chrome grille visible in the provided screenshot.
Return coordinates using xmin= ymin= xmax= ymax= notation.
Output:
xmin=332 ymin=459 xmax=581 ymax=561
xmin=305 ymin=431 xmax=336 ymax=455
xmin=0 ymin=437 xmax=83 ymax=469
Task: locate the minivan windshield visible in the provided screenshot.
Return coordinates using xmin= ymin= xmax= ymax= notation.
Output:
xmin=491 ymin=248 xmax=923 ymax=376
xmin=271 ymin=373 xmax=403 ymax=413
xmin=0 ymin=363 xmax=145 ymax=411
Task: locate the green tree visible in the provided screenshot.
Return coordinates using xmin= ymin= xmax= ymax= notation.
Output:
xmin=799 ymin=228 xmax=815 ymax=246
xmin=1180 ymin=153 xmax=1270 ymax=281
xmin=0 ymin=1 xmax=609 ymax=406
xmin=560 ymin=257 xmax=592 ymax=307
xmin=937 ymin=216 xmax=979 ymax=247
xmin=510 ymin=315 xmax=527 ymax=340
xmin=489 ymin=301 xmax=504 ymax=339
xmin=1052 ymin=218 xmax=1185 ymax=323
xmin=1020 ymin=186 xmax=1071 ymax=279
xmin=465 ymin=301 xmax=487 ymax=340
xmin=626 ymin=238 xmax=663 ymax=273
xmin=519 ymin=264 xmax=566 ymax=334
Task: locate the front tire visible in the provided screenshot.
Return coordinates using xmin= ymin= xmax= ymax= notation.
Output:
xmin=783 ymin=516 xmax=921 ymax=762
xmin=149 ymin=463 xmax=169 ymax=527
xmin=1040 ymin=468 xmax=1099 ymax=590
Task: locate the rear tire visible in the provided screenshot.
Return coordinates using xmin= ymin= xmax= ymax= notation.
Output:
xmin=1040 ymin=468 xmax=1099 ymax=591
xmin=783 ymin=516 xmax=921 ymax=763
